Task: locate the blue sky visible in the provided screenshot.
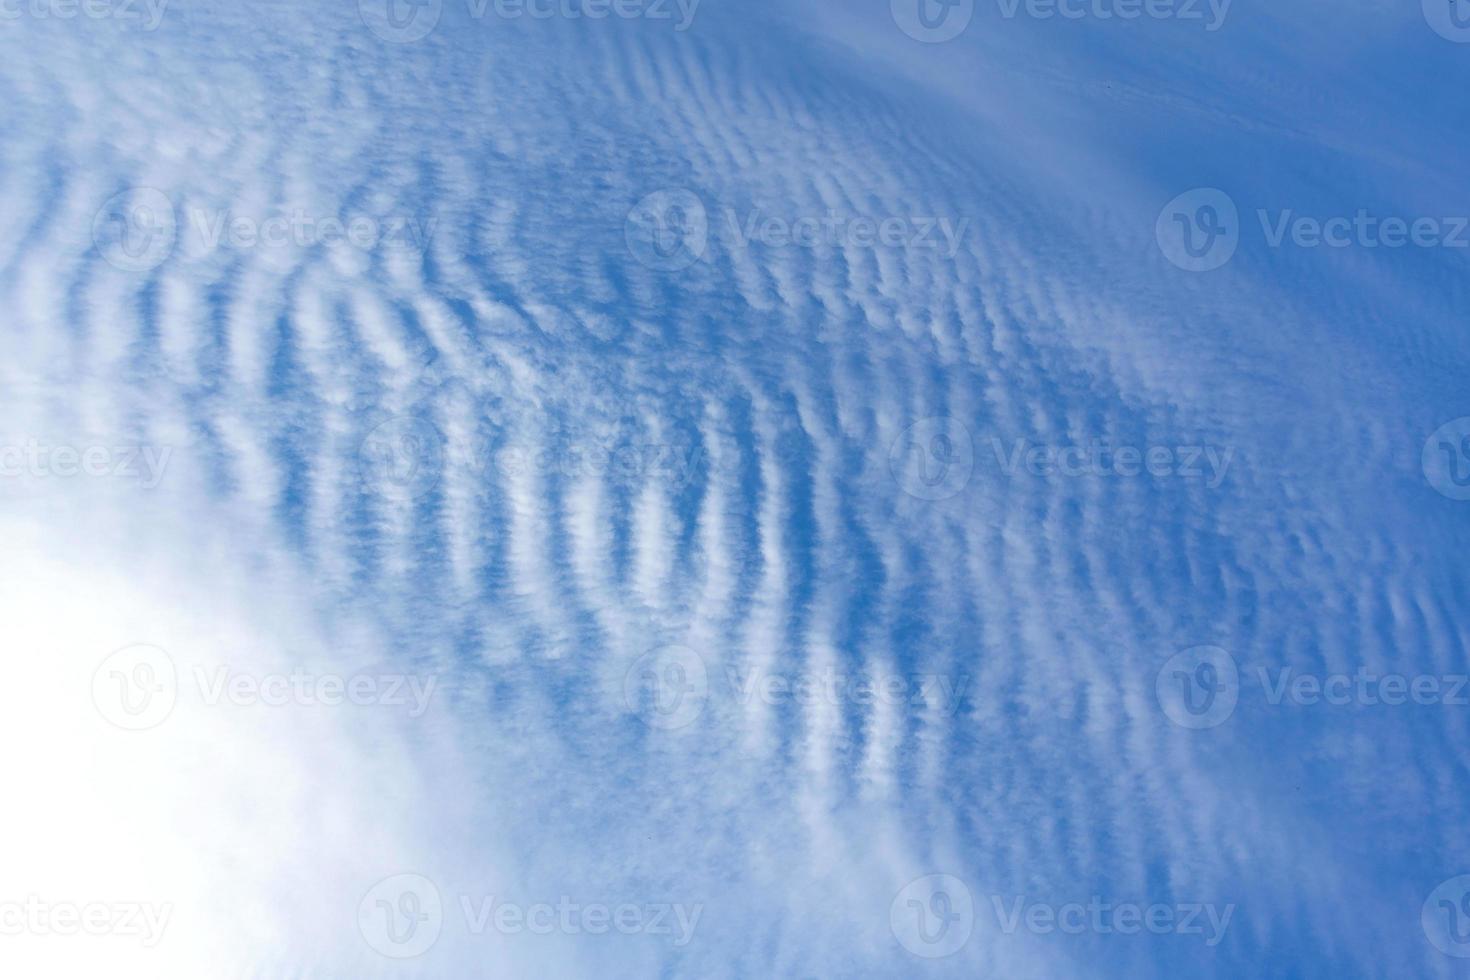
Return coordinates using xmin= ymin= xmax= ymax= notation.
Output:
xmin=0 ymin=0 xmax=1468 ymax=976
